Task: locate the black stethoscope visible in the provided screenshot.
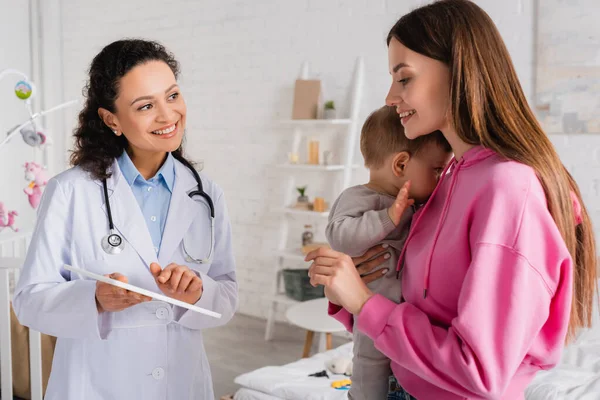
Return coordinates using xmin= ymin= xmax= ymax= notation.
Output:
xmin=100 ymin=155 xmax=215 ymax=263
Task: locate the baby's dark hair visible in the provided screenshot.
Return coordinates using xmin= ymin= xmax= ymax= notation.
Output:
xmin=360 ymin=106 xmax=451 ymax=168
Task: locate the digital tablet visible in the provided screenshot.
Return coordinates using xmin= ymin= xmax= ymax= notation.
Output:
xmin=64 ymin=264 xmax=221 ymax=318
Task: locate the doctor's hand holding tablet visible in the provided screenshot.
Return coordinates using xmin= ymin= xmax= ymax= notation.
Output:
xmin=94 ymin=263 xmax=204 ymax=313
xmin=94 ymin=272 xmax=151 ymax=313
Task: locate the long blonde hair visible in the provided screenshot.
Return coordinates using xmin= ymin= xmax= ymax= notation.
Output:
xmin=388 ymin=0 xmax=597 ymax=341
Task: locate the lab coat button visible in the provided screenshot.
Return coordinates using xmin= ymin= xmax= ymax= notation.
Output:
xmin=152 ymin=367 xmax=165 ymax=380
xmin=156 ymin=307 xmax=169 ymax=320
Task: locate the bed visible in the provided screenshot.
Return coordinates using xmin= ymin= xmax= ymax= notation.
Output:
xmin=234 ymin=289 xmax=600 ymax=400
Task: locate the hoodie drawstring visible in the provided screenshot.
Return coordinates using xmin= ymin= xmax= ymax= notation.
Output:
xmin=421 ymin=158 xmax=463 ymax=298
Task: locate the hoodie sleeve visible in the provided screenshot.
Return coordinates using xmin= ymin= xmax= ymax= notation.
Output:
xmin=355 ymin=180 xmax=572 ymax=398
xmin=328 ymin=302 xmax=354 ymax=332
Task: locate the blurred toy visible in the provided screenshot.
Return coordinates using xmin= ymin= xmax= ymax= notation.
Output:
xmin=325 ymin=356 xmax=353 ymax=376
xmin=14 ymin=80 xmax=34 ymax=100
xmin=331 ymin=379 xmax=351 ymax=390
xmin=0 ymin=202 xmax=19 ymax=232
xmin=308 ymin=370 xmax=329 ymax=378
xmin=24 ymin=161 xmax=48 ymax=208
xmin=7 ymin=121 xmax=47 ymax=147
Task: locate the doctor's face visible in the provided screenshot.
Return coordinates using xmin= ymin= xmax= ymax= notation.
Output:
xmin=111 ymin=60 xmax=187 ymax=156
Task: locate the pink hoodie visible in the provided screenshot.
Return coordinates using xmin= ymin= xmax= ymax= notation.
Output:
xmin=330 ymin=146 xmax=574 ymax=399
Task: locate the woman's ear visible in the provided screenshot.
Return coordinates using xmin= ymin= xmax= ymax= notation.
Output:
xmin=392 ymin=151 xmax=411 ymax=177
xmin=98 ymin=108 xmax=121 ymax=135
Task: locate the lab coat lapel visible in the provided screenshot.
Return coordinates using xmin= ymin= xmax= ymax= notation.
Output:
xmin=158 ymin=160 xmax=201 ymax=267
xmin=99 ymin=160 xmax=158 ymax=268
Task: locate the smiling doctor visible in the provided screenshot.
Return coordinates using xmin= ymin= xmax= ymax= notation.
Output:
xmin=13 ymin=39 xmax=238 ymax=400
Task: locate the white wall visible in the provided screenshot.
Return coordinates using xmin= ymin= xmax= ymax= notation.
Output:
xmin=0 ymin=1 xmax=38 ymax=240
xmin=538 ymin=0 xmax=600 ymax=234
xmin=47 ymin=0 xmax=598 ymax=321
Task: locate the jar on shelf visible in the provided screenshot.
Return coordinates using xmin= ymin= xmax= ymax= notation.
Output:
xmin=302 ymin=225 xmax=314 ymax=246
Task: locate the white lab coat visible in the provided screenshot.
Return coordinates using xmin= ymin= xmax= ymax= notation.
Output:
xmin=13 ymin=158 xmax=238 ymax=400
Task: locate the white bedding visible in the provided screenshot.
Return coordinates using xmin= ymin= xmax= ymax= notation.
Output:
xmin=526 ymin=301 xmax=600 ymax=400
xmin=234 ymin=388 xmax=286 ymax=400
xmin=234 ymin=343 xmax=353 ymax=400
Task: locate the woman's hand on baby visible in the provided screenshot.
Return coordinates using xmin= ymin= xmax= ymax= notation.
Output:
xmin=150 ymin=262 xmax=203 ymax=305
xmin=388 ymin=181 xmax=415 ymax=226
xmin=307 ymin=247 xmax=387 ymax=314
xmin=95 ymin=273 xmax=151 ymax=313
xmin=309 ymin=244 xmax=391 ymax=307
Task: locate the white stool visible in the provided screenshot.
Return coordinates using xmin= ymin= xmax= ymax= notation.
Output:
xmin=285 ymin=297 xmax=346 ymax=358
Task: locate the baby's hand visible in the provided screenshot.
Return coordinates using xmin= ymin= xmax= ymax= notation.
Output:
xmin=388 ymin=181 xmax=415 ymax=226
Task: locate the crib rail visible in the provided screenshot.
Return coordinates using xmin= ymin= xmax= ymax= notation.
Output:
xmin=0 ymin=231 xmax=43 ymax=400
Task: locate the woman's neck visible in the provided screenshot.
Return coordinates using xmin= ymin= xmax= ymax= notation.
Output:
xmin=128 ymin=148 xmax=168 ymax=180
xmin=442 ymin=125 xmax=476 ymax=160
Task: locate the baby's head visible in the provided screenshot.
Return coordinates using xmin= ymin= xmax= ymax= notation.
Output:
xmin=360 ymin=106 xmax=452 ymax=204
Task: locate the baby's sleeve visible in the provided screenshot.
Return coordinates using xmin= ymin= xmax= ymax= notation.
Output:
xmin=325 ymin=188 xmax=397 ymax=257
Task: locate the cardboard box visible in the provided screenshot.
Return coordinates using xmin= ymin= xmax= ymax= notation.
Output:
xmin=292 ymin=79 xmax=321 ymax=119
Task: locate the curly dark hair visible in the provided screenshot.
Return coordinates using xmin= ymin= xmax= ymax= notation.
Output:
xmin=70 ymin=38 xmax=191 ymax=180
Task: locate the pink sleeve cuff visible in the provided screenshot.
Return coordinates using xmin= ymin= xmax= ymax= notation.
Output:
xmin=356 ymin=294 xmax=398 ymax=339
xmin=328 ymin=302 xmax=343 ymax=315
xmin=328 ymin=302 xmax=354 ymax=332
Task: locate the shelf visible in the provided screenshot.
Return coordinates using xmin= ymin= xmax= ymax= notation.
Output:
xmin=266 ymin=57 xmax=364 ymax=342
xmin=278 ymin=248 xmax=308 ymax=262
xmin=277 ymin=164 xmax=360 ymax=171
xmin=278 ymin=208 xmax=330 ymax=217
xmin=279 ymin=119 xmax=352 ymax=126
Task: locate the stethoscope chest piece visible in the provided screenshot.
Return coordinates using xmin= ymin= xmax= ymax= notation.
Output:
xmin=101 ymin=229 xmax=125 ymax=255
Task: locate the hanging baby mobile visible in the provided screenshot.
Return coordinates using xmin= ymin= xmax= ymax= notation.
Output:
xmin=0 ymin=69 xmax=77 ymax=232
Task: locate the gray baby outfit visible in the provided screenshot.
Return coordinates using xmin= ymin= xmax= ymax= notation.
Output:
xmin=326 ymin=185 xmax=413 ymax=400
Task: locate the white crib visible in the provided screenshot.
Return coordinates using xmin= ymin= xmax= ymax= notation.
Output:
xmin=0 ymin=231 xmax=43 ymax=400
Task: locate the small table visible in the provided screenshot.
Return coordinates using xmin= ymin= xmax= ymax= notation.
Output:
xmin=285 ymin=297 xmax=346 ymax=358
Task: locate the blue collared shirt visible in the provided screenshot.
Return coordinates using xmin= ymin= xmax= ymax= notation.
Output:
xmin=117 ymin=151 xmax=175 ymax=254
